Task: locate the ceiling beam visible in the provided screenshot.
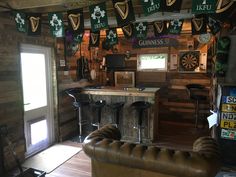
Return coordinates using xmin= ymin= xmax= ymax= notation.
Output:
xmin=6 ymin=0 xmax=105 ymax=10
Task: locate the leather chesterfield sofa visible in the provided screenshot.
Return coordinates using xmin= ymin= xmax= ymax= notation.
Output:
xmin=82 ymin=124 xmax=221 ymax=177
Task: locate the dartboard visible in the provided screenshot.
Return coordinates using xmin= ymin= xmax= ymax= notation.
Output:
xmin=180 ymin=51 xmax=199 ymax=71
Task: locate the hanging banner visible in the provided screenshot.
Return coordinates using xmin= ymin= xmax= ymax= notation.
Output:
xmin=27 ymin=13 xmax=41 ymax=36
xmin=106 ymin=28 xmax=118 ymax=46
xmin=134 ymin=22 xmax=148 ymax=39
xmin=48 ymin=12 xmax=64 ymax=37
xmin=192 ymin=0 xmax=216 ymax=14
xmin=207 ymin=16 xmax=221 ymax=35
xmin=153 ymin=20 xmax=168 ymax=37
xmin=191 ymin=15 xmax=207 ymax=35
xmin=212 ymin=1 xmax=236 ymax=22
xmin=73 ymin=33 xmax=84 ymax=44
xmin=89 ymin=31 xmax=100 ymax=47
xmin=168 ymin=19 xmax=184 ymax=35
xmin=89 ymin=2 xmax=108 ymax=32
xmin=122 ymin=23 xmax=134 ymax=39
xmin=14 ymin=11 xmax=27 ymax=33
xmin=112 ymin=0 xmax=136 ymax=27
xmin=140 ymin=0 xmax=161 ymax=16
xmin=67 ymin=8 xmax=84 ymax=34
xmin=132 ymin=37 xmax=178 ymax=48
xmin=161 ymin=0 xmax=182 ymax=12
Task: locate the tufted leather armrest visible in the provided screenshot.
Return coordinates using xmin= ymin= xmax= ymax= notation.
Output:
xmin=82 ymin=124 xmax=221 ymax=177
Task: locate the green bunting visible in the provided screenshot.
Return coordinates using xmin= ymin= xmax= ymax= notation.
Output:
xmin=89 ymin=2 xmax=108 ymax=32
xmin=48 ymin=12 xmax=64 ymax=37
xmin=67 ymin=9 xmax=84 ymax=35
xmin=191 ymin=15 xmax=207 ymax=35
xmin=161 ymin=0 xmax=182 ymax=12
xmin=140 ymin=0 xmax=161 ymax=16
xmin=106 ymin=28 xmax=118 ymax=46
xmin=112 ymin=0 xmax=136 ymax=27
xmin=168 ymin=19 xmax=184 ymax=35
xmin=27 ymin=13 xmax=41 ymax=36
xmin=192 ymin=0 xmax=216 ymax=14
xmin=122 ymin=23 xmax=134 ymax=39
xmin=73 ymin=33 xmax=84 ymax=44
xmin=89 ymin=31 xmax=100 ymax=47
xmin=14 ymin=11 xmax=27 ymax=33
xmin=134 ymin=22 xmax=148 ymax=39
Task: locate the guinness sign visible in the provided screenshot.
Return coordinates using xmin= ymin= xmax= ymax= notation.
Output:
xmin=89 ymin=31 xmax=100 ymax=47
xmin=122 ymin=23 xmax=134 ymax=39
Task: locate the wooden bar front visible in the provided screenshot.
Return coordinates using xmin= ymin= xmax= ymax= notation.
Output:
xmin=81 ymin=87 xmax=159 ymax=143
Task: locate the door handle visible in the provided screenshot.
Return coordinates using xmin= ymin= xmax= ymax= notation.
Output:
xmin=24 ymin=103 xmax=31 ymax=105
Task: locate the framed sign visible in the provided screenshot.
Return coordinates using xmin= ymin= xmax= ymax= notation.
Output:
xmin=114 ymin=71 xmax=135 ymax=88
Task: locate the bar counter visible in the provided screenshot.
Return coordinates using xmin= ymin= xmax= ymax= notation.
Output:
xmin=80 ymin=86 xmax=160 ymax=143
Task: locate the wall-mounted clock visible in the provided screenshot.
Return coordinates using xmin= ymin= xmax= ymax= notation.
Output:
xmin=198 ymin=33 xmax=211 ymax=44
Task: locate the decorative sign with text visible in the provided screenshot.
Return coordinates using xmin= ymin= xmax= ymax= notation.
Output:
xmin=192 ymin=0 xmax=216 ymax=14
xmin=132 ymin=37 xmax=178 ymax=48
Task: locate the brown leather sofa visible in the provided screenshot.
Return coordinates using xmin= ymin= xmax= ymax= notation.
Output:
xmin=82 ymin=124 xmax=221 ymax=177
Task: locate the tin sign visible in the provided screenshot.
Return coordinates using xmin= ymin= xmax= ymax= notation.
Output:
xmin=220 ymin=120 xmax=236 ymax=129
xmin=221 ymin=104 xmax=236 ymax=113
xmin=222 ymin=96 xmax=236 ymax=104
xmin=221 ymin=128 xmax=236 ymax=140
xmin=221 ymin=112 xmax=236 ymax=121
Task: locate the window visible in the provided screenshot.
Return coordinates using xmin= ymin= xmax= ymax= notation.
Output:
xmin=137 ymin=54 xmax=168 ymax=71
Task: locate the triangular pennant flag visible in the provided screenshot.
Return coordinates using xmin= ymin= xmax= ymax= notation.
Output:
xmin=27 ymin=13 xmax=41 ymax=36
xmin=14 ymin=11 xmax=27 ymax=33
xmin=153 ymin=20 xmax=168 ymax=36
xmin=65 ymin=29 xmax=79 ymax=57
xmin=192 ymin=0 xmax=217 ymax=14
xmin=112 ymin=0 xmax=136 ymax=27
xmin=134 ymin=22 xmax=148 ymax=39
xmin=140 ymin=0 xmax=161 ymax=16
xmin=212 ymin=1 xmax=236 ymax=22
xmin=191 ymin=15 xmax=207 ymax=35
xmin=67 ymin=9 xmax=84 ymax=35
xmin=48 ymin=12 xmax=64 ymax=37
xmin=89 ymin=2 xmax=109 ymax=32
xmin=73 ymin=32 xmax=84 ymax=44
xmin=106 ymin=28 xmax=118 ymax=46
xmin=207 ymin=16 xmax=221 ymax=35
xmin=122 ymin=23 xmax=134 ymax=39
xmin=168 ymin=19 xmax=184 ymax=35
xmin=89 ymin=31 xmax=100 ymax=47
xmin=161 ymin=0 xmax=182 ymax=12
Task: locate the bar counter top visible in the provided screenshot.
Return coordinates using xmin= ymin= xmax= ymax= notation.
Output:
xmin=82 ymin=87 xmax=160 ymax=97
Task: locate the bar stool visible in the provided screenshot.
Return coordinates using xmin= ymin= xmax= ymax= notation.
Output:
xmin=65 ymin=88 xmax=89 ymax=142
xmin=108 ymin=102 xmax=125 ymax=128
xmin=186 ymin=84 xmax=207 ymax=128
xmin=91 ymin=100 xmax=106 ymax=130
xmin=131 ymin=101 xmax=151 ymax=143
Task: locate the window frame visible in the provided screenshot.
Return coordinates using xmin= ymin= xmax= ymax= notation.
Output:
xmin=137 ymin=53 xmax=168 ymax=72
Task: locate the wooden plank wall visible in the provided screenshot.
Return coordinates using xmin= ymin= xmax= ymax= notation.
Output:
xmin=0 ymin=13 xmax=55 ymax=170
xmin=56 ymin=30 xmax=213 ymax=140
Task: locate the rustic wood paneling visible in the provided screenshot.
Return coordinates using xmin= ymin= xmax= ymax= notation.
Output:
xmin=0 ymin=12 xmax=56 ymax=171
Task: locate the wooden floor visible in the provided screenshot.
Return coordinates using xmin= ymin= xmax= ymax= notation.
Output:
xmin=46 ymin=121 xmax=210 ymax=177
xmin=7 ymin=122 xmax=210 ymax=177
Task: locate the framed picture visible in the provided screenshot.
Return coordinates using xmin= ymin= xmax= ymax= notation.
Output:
xmin=114 ymin=71 xmax=135 ymax=88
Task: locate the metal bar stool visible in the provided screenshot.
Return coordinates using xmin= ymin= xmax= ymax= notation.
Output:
xmin=65 ymin=88 xmax=89 ymax=142
xmin=108 ymin=102 xmax=125 ymax=128
xmin=91 ymin=100 xmax=106 ymax=130
xmin=186 ymin=84 xmax=207 ymax=128
xmin=131 ymin=101 xmax=151 ymax=143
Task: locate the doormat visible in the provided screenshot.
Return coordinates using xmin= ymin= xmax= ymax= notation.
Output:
xmin=22 ymin=144 xmax=82 ymax=173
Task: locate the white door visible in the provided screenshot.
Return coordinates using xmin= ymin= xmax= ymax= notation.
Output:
xmin=20 ymin=44 xmax=54 ymax=157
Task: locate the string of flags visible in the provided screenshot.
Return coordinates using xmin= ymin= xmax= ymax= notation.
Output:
xmin=13 ymin=0 xmax=235 ymax=48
